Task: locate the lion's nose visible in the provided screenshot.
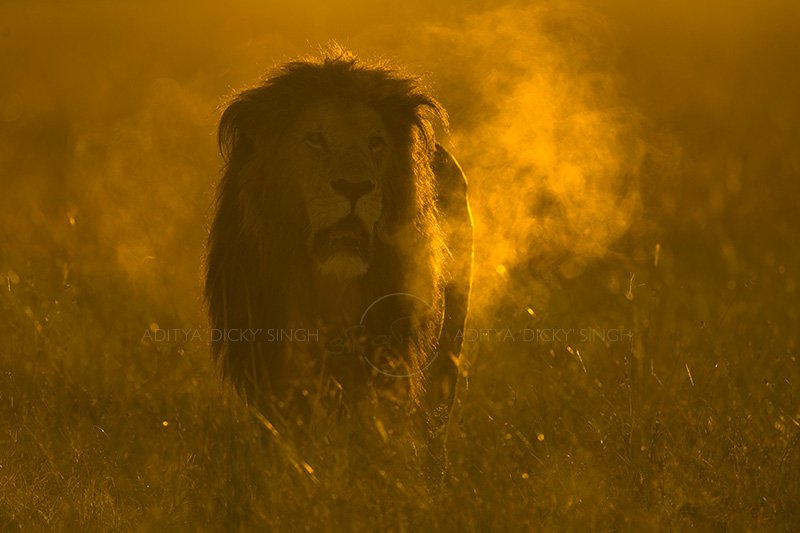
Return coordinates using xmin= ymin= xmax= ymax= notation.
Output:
xmin=330 ymin=179 xmax=375 ymax=204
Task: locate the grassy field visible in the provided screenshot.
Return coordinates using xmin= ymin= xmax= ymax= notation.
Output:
xmin=2 ymin=224 xmax=798 ymax=530
xmin=2 ymin=0 xmax=799 ymax=530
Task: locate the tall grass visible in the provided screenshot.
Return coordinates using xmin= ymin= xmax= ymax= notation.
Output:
xmin=2 ymin=232 xmax=798 ymax=530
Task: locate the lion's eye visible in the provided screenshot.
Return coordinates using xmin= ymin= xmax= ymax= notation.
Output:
xmin=369 ymin=136 xmax=385 ymax=153
xmin=304 ymin=132 xmax=327 ymax=150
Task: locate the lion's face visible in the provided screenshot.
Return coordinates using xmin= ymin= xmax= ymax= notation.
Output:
xmin=276 ymin=99 xmax=395 ymax=279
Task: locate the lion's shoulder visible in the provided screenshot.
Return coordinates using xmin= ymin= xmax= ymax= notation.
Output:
xmin=433 ymin=144 xmax=469 ymax=213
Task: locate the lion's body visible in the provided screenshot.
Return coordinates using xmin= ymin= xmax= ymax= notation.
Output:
xmin=205 ymin=51 xmax=472 ymax=463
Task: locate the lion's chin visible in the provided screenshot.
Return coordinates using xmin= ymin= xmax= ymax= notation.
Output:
xmin=316 ymin=253 xmax=369 ymax=279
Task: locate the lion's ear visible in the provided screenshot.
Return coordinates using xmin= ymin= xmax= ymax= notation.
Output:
xmin=218 ymin=98 xmax=258 ymax=164
xmin=219 ymin=86 xmax=292 ymax=165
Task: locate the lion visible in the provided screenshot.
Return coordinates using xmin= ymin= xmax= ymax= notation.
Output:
xmin=205 ymin=49 xmax=473 ymax=470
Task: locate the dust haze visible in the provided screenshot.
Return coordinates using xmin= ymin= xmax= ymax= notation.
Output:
xmin=3 ymin=0 xmax=796 ymax=321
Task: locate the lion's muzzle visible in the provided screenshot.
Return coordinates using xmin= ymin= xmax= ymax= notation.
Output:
xmin=312 ymin=216 xmax=372 ymax=278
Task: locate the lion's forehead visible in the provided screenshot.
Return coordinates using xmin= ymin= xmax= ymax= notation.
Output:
xmin=290 ymin=100 xmax=388 ymax=144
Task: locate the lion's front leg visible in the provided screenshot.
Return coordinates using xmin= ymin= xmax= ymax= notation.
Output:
xmin=420 ymin=284 xmax=467 ymax=485
xmin=421 ymin=144 xmax=473 ymax=484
